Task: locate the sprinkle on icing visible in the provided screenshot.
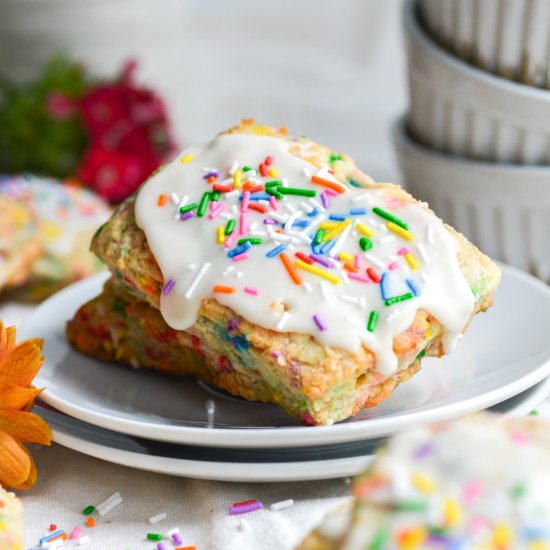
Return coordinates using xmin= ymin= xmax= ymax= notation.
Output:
xmin=135 ymin=134 xmax=474 ymax=375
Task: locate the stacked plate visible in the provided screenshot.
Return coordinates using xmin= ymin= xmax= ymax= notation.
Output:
xmin=21 ymin=263 xmax=550 ymax=482
xmin=394 ymin=0 xmax=550 ymax=283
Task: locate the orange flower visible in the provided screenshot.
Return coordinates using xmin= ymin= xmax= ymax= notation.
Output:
xmin=0 ymin=322 xmax=51 ymax=490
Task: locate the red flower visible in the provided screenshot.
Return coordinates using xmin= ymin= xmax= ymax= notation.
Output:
xmin=80 ymin=87 xmax=130 ymax=139
xmin=77 ymin=145 xmax=159 ymax=203
xmin=126 ymin=85 xmax=167 ymax=125
xmin=109 ymin=122 xmax=152 ymax=154
xmin=46 ymin=91 xmax=74 ymax=120
xmin=76 ymin=59 xmax=177 ymax=203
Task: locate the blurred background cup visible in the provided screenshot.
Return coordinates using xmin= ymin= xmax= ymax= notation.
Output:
xmin=419 ymin=0 xmax=550 ymax=88
xmin=395 ymin=0 xmax=550 ymax=283
xmin=0 ymin=0 xmax=194 ymax=140
xmin=404 ymin=0 xmax=550 ymax=164
xmin=394 ymin=117 xmax=550 ymax=282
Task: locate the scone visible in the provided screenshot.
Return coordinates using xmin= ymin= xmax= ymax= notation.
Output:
xmin=68 ymin=120 xmax=500 ymax=425
xmin=0 ymin=487 xmax=23 ymax=550
xmin=0 ymin=196 xmax=41 ymax=294
xmin=298 ymin=415 xmax=550 ymax=549
xmin=0 ymin=175 xmax=111 ymax=301
xmin=67 ymin=278 xmax=212 ymax=380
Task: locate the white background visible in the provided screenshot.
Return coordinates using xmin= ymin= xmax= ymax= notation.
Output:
xmin=0 ymin=0 xmax=407 ymax=181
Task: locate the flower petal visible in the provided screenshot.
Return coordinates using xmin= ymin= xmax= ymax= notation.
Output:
xmin=0 ymin=322 xmax=16 ymax=359
xmin=0 ymin=385 xmax=43 ymax=411
xmin=0 ymin=430 xmax=31 ymax=489
xmin=10 ymin=445 xmax=38 ymax=490
xmin=0 ymin=339 xmax=44 ymax=387
xmin=0 ymin=410 xmax=52 ymax=445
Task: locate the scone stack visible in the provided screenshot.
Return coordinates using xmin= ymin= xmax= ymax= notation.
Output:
xmin=67 ymin=120 xmax=499 ymax=425
xmin=394 ymin=0 xmax=550 ymax=283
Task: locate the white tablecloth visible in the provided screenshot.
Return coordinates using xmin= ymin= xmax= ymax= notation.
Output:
xmin=3 ymin=302 xmax=549 ymax=550
xmin=24 ymin=444 xmax=350 ymax=550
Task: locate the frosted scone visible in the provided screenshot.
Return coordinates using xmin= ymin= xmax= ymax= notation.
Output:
xmin=68 ymin=120 xmax=500 ymax=425
xmin=0 ymin=175 xmax=110 ymax=301
xmin=298 ymin=415 xmax=550 ymax=549
xmin=0 ymin=487 xmax=23 ymax=550
xmin=0 ymin=196 xmax=41 ymax=294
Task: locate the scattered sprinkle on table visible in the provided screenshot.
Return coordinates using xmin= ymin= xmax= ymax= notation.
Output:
xmin=86 ymin=516 xmax=95 ymax=528
xmin=270 ymin=499 xmax=294 ymax=511
xmin=96 ymin=491 xmax=121 ymax=512
xmin=172 ymin=532 xmax=184 ymax=545
xmin=229 ymin=499 xmax=264 ymax=515
xmin=97 ymin=495 xmax=123 ymax=516
xmin=148 ymin=512 xmax=167 ymax=525
xmin=39 ymin=530 xmax=65 ymax=545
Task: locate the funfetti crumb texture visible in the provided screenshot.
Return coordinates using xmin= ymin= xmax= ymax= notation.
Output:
xmin=67 ymin=120 xmax=500 ymax=425
xmin=298 ymin=415 xmax=550 ymax=549
xmin=0 ymin=487 xmax=23 ymax=550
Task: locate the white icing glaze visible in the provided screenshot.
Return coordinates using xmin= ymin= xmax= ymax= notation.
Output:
xmin=135 ymin=134 xmax=474 ymax=375
xmin=340 ymin=417 xmax=550 ymax=549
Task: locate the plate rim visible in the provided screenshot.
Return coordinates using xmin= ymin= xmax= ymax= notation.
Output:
xmin=39 ymin=375 xmax=550 ymax=482
xmin=51 ymin=429 xmax=373 ymax=482
xmin=21 ymin=263 xmax=550 ymax=448
xmin=493 ymin=375 xmax=550 ymax=418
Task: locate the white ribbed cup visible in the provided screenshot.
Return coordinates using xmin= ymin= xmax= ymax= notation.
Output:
xmin=393 ymin=117 xmax=550 ymax=283
xmin=419 ymin=0 xmax=550 ymax=88
xmin=404 ymin=0 xmax=550 ymax=164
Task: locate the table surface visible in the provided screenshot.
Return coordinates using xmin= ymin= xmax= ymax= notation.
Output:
xmin=2 ymin=299 xmax=549 ymax=550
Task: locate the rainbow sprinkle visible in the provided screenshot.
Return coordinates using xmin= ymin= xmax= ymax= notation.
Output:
xmin=163 ymin=279 xmax=176 ymax=295
xmin=296 ymin=259 xmax=341 ymax=285
xmin=213 ymin=285 xmax=236 ymax=294
xmin=313 ymin=314 xmax=327 ymax=331
xmin=372 ymin=206 xmax=409 ymax=230
xmin=385 ymin=292 xmax=415 ymax=306
xmin=404 ymin=252 xmax=420 ymax=270
xmin=280 ymin=252 xmax=303 ymax=285
xmin=387 ymin=221 xmax=414 ymax=241
xmin=367 ymin=311 xmax=379 ymax=332
xmin=39 ymin=530 xmax=65 ymax=545
xmin=229 ymin=500 xmax=264 ymax=515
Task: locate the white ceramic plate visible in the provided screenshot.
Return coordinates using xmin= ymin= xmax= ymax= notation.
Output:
xmin=33 ymin=377 xmax=550 ymax=482
xmin=35 ymin=402 xmax=377 ymax=482
xmin=20 ymin=264 xmax=550 ymax=449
